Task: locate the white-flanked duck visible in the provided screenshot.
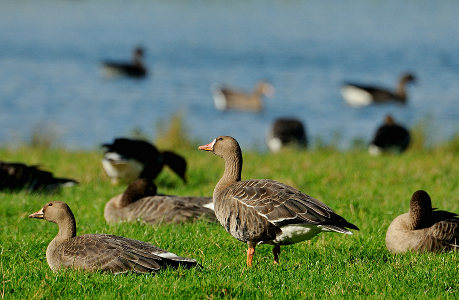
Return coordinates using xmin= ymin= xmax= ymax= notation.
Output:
xmin=341 ymin=73 xmax=416 ymax=107
xmin=102 ymin=47 xmax=147 ymax=78
xmin=102 ymin=138 xmax=187 ymax=184
xmin=29 ymin=201 xmax=199 ymax=273
xmin=386 ymin=190 xmax=458 ymax=253
xmin=198 ymin=136 xmax=358 ymax=266
xmin=104 ymin=178 xmax=215 ymax=224
xmin=369 ymin=115 xmax=410 ymax=155
xmin=266 ymin=118 xmax=308 ymax=152
xmin=0 ymin=161 xmax=78 ymax=192
xmin=212 ymin=81 xmax=275 ymax=111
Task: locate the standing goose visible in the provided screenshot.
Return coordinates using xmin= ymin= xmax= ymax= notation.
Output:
xmin=29 ymin=201 xmax=198 ymax=273
xmin=102 ymin=47 xmax=147 ymax=78
xmin=386 ymin=190 xmax=458 ymax=253
xmin=369 ymin=115 xmax=410 ymax=155
xmin=102 ymin=138 xmax=187 ymax=185
xmin=104 ymin=178 xmax=216 ymax=224
xmin=198 ymin=136 xmax=358 ymax=266
xmin=212 ymin=81 xmax=275 ymax=111
xmin=266 ymin=118 xmax=308 ymax=153
xmin=341 ymin=73 xmax=416 ymax=107
xmin=0 ymin=161 xmax=78 ymax=192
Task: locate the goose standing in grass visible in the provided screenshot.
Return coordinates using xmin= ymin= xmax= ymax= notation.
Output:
xmin=104 ymin=178 xmax=215 ymax=224
xmin=198 ymin=136 xmax=358 ymax=266
xmin=266 ymin=118 xmax=308 ymax=152
xmin=341 ymin=73 xmax=416 ymax=107
xmin=102 ymin=138 xmax=187 ymax=184
xmin=0 ymin=161 xmax=78 ymax=192
xmin=29 ymin=201 xmax=199 ymax=273
xmin=386 ymin=190 xmax=458 ymax=253
xmin=369 ymin=115 xmax=410 ymax=155
xmin=102 ymin=47 xmax=147 ymax=78
xmin=212 ymin=81 xmax=275 ymax=111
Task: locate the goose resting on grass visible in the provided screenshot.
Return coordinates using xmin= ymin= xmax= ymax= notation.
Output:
xmin=266 ymin=118 xmax=308 ymax=152
xmin=0 ymin=161 xmax=78 ymax=192
xmin=369 ymin=115 xmax=410 ymax=155
xmin=386 ymin=190 xmax=458 ymax=253
xmin=102 ymin=138 xmax=187 ymax=185
xmin=104 ymin=178 xmax=216 ymax=224
xmin=212 ymin=81 xmax=274 ymax=111
xmin=102 ymin=47 xmax=147 ymax=78
xmin=198 ymin=136 xmax=358 ymax=266
xmin=341 ymin=73 xmax=416 ymax=107
xmin=29 ymin=201 xmax=198 ymax=273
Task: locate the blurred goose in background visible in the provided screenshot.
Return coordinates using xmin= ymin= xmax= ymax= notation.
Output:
xmin=369 ymin=115 xmax=410 ymax=155
xmin=0 ymin=161 xmax=78 ymax=192
xmin=386 ymin=190 xmax=458 ymax=253
xmin=212 ymin=81 xmax=275 ymax=111
xmin=102 ymin=138 xmax=187 ymax=184
xmin=102 ymin=47 xmax=147 ymax=78
xmin=199 ymin=136 xmax=358 ymax=266
xmin=29 ymin=201 xmax=198 ymax=273
xmin=104 ymin=178 xmax=215 ymax=224
xmin=266 ymin=118 xmax=308 ymax=152
xmin=341 ymin=73 xmax=416 ymax=107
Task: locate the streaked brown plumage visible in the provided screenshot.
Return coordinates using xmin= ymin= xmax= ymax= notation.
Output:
xmin=29 ymin=201 xmax=198 ymax=273
xmin=104 ymin=178 xmax=216 ymax=224
xmin=386 ymin=190 xmax=458 ymax=253
xmin=198 ymin=136 xmax=358 ymax=266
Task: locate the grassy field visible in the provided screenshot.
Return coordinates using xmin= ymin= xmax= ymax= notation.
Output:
xmin=0 ymin=139 xmax=458 ymax=299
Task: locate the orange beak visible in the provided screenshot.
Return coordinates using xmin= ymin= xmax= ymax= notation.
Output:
xmin=29 ymin=207 xmax=44 ymax=219
xmin=198 ymin=139 xmax=216 ymax=151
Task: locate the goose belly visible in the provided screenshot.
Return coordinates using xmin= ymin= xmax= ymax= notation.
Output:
xmin=274 ymin=224 xmax=322 ymax=245
xmin=341 ymin=86 xmax=373 ymax=107
xmin=102 ymin=157 xmax=143 ymax=183
xmin=212 ymin=90 xmax=227 ymax=111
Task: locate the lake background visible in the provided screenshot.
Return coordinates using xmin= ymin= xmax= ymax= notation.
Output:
xmin=0 ymin=0 xmax=458 ymax=151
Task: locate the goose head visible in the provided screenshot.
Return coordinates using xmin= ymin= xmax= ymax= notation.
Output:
xmin=29 ymin=201 xmax=75 ymax=225
xmin=198 ymin=136 xmax=241 ymax=159
xmin=409 ymin=190 xmax=432 ymax=229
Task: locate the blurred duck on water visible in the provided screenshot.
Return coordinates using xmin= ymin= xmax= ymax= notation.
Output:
xmin=212 ymin=81 xmax=274 ymax=111
xmin=102 ymin=47 xmax=147 ymax=78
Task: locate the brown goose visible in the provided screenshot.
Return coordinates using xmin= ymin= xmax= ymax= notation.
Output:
xmin=104 ymin=178 xmax=216 ymax=224
xmin=212 ymin=81 xmax=274 ymax=111
xmin=386 ymin=190 xmax=458 ymax=253
xmin=29 ymin=201 xmax=198 ymax=273
xmin=102 ymin=47 xmax=147 ymax=78
xmin=341 ymin=73 xmax=416 ymax=107
xmin=0 ymin=161 xmax=78 ymax=192
xmin=198 ymin=136 xmax=358 ymax=266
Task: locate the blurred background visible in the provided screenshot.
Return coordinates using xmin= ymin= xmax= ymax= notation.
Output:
xmin=0 ymin=0 xmax=458 ymax=150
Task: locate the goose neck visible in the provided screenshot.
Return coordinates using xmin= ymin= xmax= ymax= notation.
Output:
xmin=214 ymin=152 xmax=242 ymax=197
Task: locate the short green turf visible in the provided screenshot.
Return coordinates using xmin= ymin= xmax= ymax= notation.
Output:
xmin=0 ymin=141 xmax=458 ymax=299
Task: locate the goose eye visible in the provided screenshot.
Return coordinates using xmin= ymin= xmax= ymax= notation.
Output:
xmin=218 ymin=137 xmax=223 ymax=141
xmin=48 ymin=203 xmax=53 ymax=206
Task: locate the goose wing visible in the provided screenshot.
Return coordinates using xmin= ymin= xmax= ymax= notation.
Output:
xmin=229 ymin=179 xmax=358 ymax=230
xmin=59 ymin=234 xmax=197 ymax=273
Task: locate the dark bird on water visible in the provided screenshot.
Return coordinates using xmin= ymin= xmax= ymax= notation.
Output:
xmin=102 ymin=47 xmax=147 ymax=78
xmin=369 ymin=115 xmax=410 ymax=155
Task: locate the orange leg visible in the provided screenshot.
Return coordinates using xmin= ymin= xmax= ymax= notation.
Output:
xmin=273 ymin=245 xmax=281 ymax=264
xmin=247 ymin=246 xmax=256 ymax=267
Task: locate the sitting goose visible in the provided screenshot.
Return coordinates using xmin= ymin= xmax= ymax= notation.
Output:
xmin=104 ymin=178 xmax=216 ymax=224
xmin=212 ymin=81 xmax=275 ymax=111
xmin=198 ymin=136 xmax=358 ymax=266
xmin=369 ymin=115 xmax=410 ymax=155
xmin=102 ymin=138 xmax=187 ymax=185
xmin=102 ymin=47 xmax=147 ymax=78
xmin=29 ymin=201 xmax=199 ymax=273
xmin=341 ymin=73 xmax=416 ymax=107
xmin=0 ymin=161 xmax=78 ymax=192
xmin=386 ymin=190 xmax=458 ymax=253
xmin=266 ymin=118 xmax=308 ymax=152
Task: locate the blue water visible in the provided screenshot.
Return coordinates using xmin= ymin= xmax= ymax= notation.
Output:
xmin=1 ymin=0 xmax=458 ymax=150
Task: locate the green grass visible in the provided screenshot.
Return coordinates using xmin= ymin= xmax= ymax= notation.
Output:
xmin=0 ymin=142 xmax=458 ymax=299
